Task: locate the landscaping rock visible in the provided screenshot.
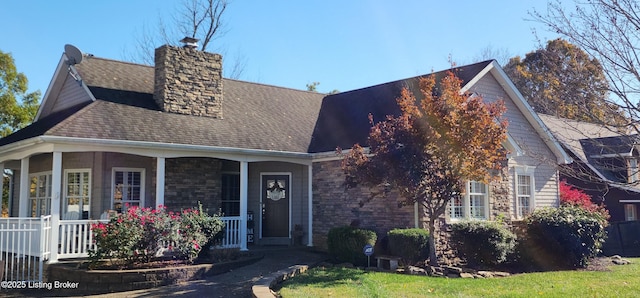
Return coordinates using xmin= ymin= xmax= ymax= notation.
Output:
xmin=476 ymin=271 xmax=494 ymax=278
xmin=425 ymin=266 xmax=436 ymax=275
xmin=611 ymin=255 xmax=631 ymax=265
xmin=405 ymin=266 xmax=427 ymax=275
xmin=442 ymin=265 xmax=462 ymax=274
xmin=459 ymin=272 xmax=474 ymax=278
xmin=492 ymin=271 xmax=511 ymax=277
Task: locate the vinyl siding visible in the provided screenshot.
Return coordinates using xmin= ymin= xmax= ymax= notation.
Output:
xmin=47 ymin=72 xmax=92 ymax=116
xmin=103 ymin=153 xmax=154 ymax=214
xmin=248 ymin=161 xmax=309 ymax=242
xmin=469 ymin=74 xmax=559 ymax=218
xmin=11 ymin=152 xmax=104 ymax=218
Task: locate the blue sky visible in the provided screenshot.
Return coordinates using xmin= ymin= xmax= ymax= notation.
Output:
xmin=1 ymin=1 xmax=558 ymax=95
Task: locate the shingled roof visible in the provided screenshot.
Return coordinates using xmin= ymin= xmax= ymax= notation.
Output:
xmin=0 ymin=56 xmax=499 ymax=154
xmin=539 ymin=113 xmax=640 ymax=185
xmin=2 ymin=57 xmax=325 ymax=153
xmin=308 ymin=60 xmax=494 ymax=152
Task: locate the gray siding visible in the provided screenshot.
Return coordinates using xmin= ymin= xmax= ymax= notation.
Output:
xmin=10 ymin=172 xmax=18 ymax=217
xmin=248 ymin=162 xmax=309 ymax=243
xmin=50 ymin=73 xmax=92 ymax=115
xmin=469 ymin=74 xmax=559 ymax=218
xmin=102 ymin=153 xmax=154 ymax=213
xmin=12 ymin=152 xmax=105 ymax=218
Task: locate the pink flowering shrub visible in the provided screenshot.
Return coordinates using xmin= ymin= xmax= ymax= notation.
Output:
xmin=89 ymin=203 xmax=223 ymax=268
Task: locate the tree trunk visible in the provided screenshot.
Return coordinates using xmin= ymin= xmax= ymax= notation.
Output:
xmin=427 ymin=217 xmax=438 ymax=266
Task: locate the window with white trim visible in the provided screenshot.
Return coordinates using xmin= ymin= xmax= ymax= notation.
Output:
xmin=450 ymin=180 xmax=488 ymax=220
xmin=450 ymin=196 xmax=464 ymax=219
xmin=221 ymin=173 xmax=240 ymax=216
xmin=112 ymin=168 xmax=145 ymax=213
xmin=64 ymin=169 xmax=91 ymax=219
xmin=515 ymin=170 xmax=534 ymax=219
xmin=469 ymin=181 xmax=487 ymax=219
xmin=29 ymin=172 xmax=52 ymax=217
xmin=624 ymin=204 xmax=637 ymax=221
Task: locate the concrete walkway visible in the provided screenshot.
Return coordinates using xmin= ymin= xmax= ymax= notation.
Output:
xmin=76 ymin=247 xmax=326 ymax=298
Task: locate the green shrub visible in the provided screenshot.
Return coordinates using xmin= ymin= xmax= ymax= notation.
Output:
xmin=525 ymin=206 xmax=608 ymax=268
xmin=327 ymin=226 xmax=377 ymax=266
xmin=450 ymin=221 xmax=516 ymax=267
xmin=387 ymin=228 xmax=429 ymax=265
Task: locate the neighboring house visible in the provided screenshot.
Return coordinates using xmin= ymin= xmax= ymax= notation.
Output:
xmin=0 ymin=41 xmax=569 ymax=264
xmin=539 ymin=114 xmax=640 ymax=222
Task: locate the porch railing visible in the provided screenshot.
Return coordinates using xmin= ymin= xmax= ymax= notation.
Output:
xmin=217 ymin=216 xmax=241 ymax=248
xmin=56 ymin=216 xmax=242 ymax=259
xmin=58 ymin=219 xmax=108 ymax=259
xmin=0 ymin=216 xmax=51 ymax=282
xmin=1 ymin=215 xmax=243 ymax=272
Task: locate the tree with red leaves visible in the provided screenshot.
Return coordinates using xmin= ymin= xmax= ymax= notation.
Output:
xmin=341 ymin=70 xmax=508 ymax=266
xmin=559 ymin=181 xmax=610 ymax=220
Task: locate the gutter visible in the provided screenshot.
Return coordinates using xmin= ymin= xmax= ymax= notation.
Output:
xmin=0 ymin=137 xmax=45 ymax=154
xmin=39 ymin=136 xmax=313 ymax=160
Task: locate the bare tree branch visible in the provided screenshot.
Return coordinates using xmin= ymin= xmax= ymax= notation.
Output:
xmin=126 ymin=0 xmax=244 ymax=78
xmin=523 ymin=1 xmax=640 ymax=201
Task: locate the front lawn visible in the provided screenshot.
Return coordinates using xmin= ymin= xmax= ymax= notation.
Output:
xmin=278 ymin=258 xmax=640 ymax=297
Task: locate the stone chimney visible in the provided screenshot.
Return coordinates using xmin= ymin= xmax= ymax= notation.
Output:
xmin=153 ymin=38 xmax=223 ymax=118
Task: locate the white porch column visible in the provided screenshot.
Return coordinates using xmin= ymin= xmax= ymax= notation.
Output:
xmin=155 ymin=157 xmax=165 ymax=208
xmin=307 ymin=164 xmax=313 ymax=247
xmin=239 ymin=161 xmax=248 ymax=251
xmin=19 ymin=157 xmax=29 ymax=217
xmin=49 ymin=151 xmax=62 ymax=263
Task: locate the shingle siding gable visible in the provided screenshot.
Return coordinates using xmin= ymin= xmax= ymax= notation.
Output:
xmin=470 ymin=73 xmax=559 ymax=212
xmin=37 ymin=71 xmax=93 ymax=118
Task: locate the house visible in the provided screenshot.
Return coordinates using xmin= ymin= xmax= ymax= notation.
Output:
xmin=0 ymin=40 xmax=570 ymax=267
xmin=539 ymin=114 xmax=640 ymax=222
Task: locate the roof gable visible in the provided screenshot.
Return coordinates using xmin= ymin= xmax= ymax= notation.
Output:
xmin=309 ymin=60 xmax=570 ymax=164
xmin=308 ymin=61 xmax=493 ymax=153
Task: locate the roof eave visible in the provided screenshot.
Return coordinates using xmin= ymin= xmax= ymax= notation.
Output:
xmin=39 ymin=136 xmax=313 ymax=161
xmin=0 ymin=137 xmax=47 ymax=163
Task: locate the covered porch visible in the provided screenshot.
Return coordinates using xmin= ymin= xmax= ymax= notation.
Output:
xmin=0 ymin=139 xmax=314 ymax=267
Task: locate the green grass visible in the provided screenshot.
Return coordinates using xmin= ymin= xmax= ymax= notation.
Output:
xmin=279 ymin=258 xmax=640 ymax=297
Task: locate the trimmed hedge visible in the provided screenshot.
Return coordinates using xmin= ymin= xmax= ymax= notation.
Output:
xmin=387 ymin=228 xmax=429 ymax=265
xmin=450 ymin=221 xmax=516 ymax=267
xmin=327 ymin=226 xmax=377 ymax=266
xmin=525 ymin=206 xmax=608 ymax=268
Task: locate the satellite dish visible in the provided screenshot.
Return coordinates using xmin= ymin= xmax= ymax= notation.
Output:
xmin=64 ymin=44 xmax=84 ymax=65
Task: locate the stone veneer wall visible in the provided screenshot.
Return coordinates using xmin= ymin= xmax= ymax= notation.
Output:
xmin=312 ymin=160 xmax=415 ymax=250
xmin=163 ymin=158 xmax=222 ymax=213
xmin=154 ymin=45 xmax=223 ymax=118
xmin=431 ymin=166 xmax=512 ymax=264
